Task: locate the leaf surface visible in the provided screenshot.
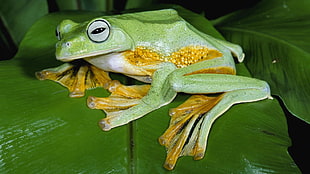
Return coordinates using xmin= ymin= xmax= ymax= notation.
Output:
xmin=0 ymin=7 xmax=300 ymax=173
xmin=214 ymin=0 xmax=310 ymax=123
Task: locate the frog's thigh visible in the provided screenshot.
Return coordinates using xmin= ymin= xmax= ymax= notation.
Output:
xmin=170 ymin=73 xmax=270 ymax=96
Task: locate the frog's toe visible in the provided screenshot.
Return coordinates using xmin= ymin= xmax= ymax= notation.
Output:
xmin=35 ymin=70 xmax=53 ymax=80
xmin=70 ymin=91 xmax=85 ymax=98
xmin=164 ymin=161 xmax=175 ymax=171
xmin=87 ymin=96 xmax=97 ymax=109
xmin=98 ymin=119 xmax=112 ymax=131
xmin=87 ymin=95 xmax=141 ymax=110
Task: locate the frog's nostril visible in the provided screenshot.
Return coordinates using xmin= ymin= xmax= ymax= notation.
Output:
xmin=65 ymin=42 xmax=71 ymax=47
xmin=62 ymin=42 xmax=71 ymax=48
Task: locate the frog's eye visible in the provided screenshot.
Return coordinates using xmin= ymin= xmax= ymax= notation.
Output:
xmin=87 ymin=19 xmax=110 ymax=43
xmin=56 ymin=25 xmax=61 ymax=40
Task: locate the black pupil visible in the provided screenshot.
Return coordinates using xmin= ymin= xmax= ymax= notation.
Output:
xmin=91 ymin=27 xmax=106 ymax=34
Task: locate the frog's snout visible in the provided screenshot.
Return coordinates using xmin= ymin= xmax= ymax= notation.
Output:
xmin=56 ymin=41 xmax=72 ymax=49
xmin=55 ymin=41 xmax=75 ymax=62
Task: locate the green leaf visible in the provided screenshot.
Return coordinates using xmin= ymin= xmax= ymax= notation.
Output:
xmin=0 ymin=0 xmax=48 ymax=45
xmin=125 ymin=0 xmax=154 ymax=10
xmin=0 ymin=7 xmax=300 ymax=173
xmin=213 ymin=0 xmax=310 ymax=123
xmin=56 ymin=0 xmax=113 ymax=11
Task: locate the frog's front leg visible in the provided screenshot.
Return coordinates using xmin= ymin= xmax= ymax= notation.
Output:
xmin=89 ymin=62 xmax=178 ymax=131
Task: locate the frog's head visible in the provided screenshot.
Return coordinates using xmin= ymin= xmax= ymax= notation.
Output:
xmin=55 ymin=18 xmax=133 ymax=62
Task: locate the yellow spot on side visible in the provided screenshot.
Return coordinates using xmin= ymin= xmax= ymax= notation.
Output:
xmin=123 ymin=46 xmax=223 ymax=68
xmin=170 ymin=46 xmax=223 ymax=68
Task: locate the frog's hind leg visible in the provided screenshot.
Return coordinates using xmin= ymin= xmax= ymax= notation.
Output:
xmin=87 ymin=81 xmax=151 ymax=119
xmin=36 ymin=61 xmax=111 ymax=97
xmin=159 ymin=73 xmax=271 ymax=170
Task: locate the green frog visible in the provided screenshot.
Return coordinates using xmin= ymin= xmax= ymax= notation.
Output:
xmin=36 ymin=9 xmax=271 ymax=170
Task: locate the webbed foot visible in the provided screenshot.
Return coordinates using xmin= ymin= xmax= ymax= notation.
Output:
xmin=87 ymin=80 xmax=151 ymax=131
xmin=36 ymin=61 xmax=111 ymax=97
xmin=158 ymin=94 xmax=224 ymax=170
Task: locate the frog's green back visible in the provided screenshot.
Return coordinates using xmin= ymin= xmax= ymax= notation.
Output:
xmin=116 ymin=9 xmax=182 ymax=23
xmin=103 ymin=9 xmax=218 ymax=55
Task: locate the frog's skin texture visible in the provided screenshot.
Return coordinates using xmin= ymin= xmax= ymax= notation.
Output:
xmin=36 ymin=9 xmax=272 ymax=170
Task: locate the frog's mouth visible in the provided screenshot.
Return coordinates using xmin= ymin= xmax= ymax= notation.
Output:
xmin=56 ymin=47 xmax=123 ymax=62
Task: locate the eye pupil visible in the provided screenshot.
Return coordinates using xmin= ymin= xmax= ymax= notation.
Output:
xmin=91 ymin=27 xmax=106 ymax=34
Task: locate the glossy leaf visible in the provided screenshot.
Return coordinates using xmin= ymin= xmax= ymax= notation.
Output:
xmin=214 ymin=0 xmax=310 ymax=123
xmin=55 ymin=0 xmax=113 ymax=11
xmin=125 ymin=0 xmax=154 ymax=9
xmin=0 ymin=7 xmax=300 ymax=173
xmin=0 ymin=0 xmax=48 ymax=45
